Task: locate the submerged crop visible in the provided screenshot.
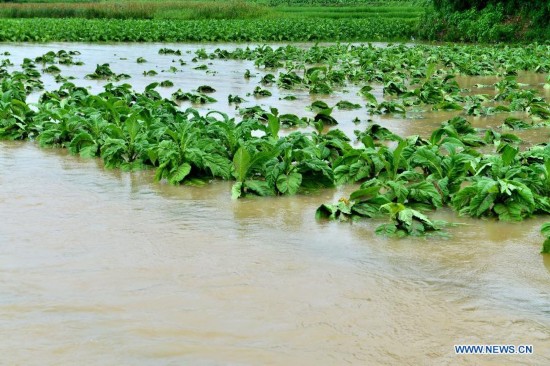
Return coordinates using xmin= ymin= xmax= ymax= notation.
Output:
xmin=0 ymin=43 xmax=548 ymax=242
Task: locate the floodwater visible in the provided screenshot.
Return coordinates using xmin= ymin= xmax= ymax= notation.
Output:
xmin=1 ymin=43 xmax=550 ymax=365
xmin=3 ymin=42 xmax=549 ymax=140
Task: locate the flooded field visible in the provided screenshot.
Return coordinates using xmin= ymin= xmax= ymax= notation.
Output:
xmin=1 ymin=141 xmax=549 ymax=365
xmin=0 ymin=43 xmax=549 ymax=365
xmin=2 ymin=42 xmax=549 ymax=140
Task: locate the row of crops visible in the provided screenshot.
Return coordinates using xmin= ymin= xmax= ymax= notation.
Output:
xmin=1 ymin=43 xmax=549 ymax=249
xmin=0 ymin=18 xmax=416 ymax=42
xmin=260 ymin=0 xmax=419 ymax=5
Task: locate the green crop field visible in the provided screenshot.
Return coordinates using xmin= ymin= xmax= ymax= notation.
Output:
xmin=0 ymin=0 xmax=425 ymax=41
xmin=0 ymin=17 xmax=418 ymax=42
xmin=0 ymin=0 xmax=425 ymax=19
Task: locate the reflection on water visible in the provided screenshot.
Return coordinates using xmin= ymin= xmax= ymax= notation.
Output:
xmin=544 ymin=255 xmax=550 ymax=275
xmin=1 ymin=141 xmax=549 ymax=365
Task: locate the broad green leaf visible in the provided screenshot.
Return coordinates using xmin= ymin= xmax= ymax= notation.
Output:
xmin=409 ymin=181 xmax=443 ymax=208
xmin=276 ymin=172 xmax=302 ymax=195
xmin=316 ymin=203 xmax=337 ymax=220
xmin=398 ymin=208 xmax=414 ymax=228
xmin=361 ymin=91 xmax=378 ymax=107
xmin=310 ymin=100 xmax=330 ymax=113
xmin=391 ymin=140 xmax=408 ymax=179
xmin=468 ymin=179 xmax=499 ymax=217
xmin=411 ymin=147 xmax=443 ymax=177
xmin=493 ymin=202 xmax=525 ymax=221
xmin=233 ymin=147 xmax=251 ymax=182
xmin=380 ymin=202 xmax=406 ymax=217
xmin=244 ymin=180 xmax=273 ymax=197
xmin=231 ymin=182 xmax=243 ymax=200
xmin=125 ymin=114 xmax=140 ymax=144
xmin=386 ymin=181 xmax=409 ymax=203
xmin=169 ymin=162 xmax=191 ymax=184
xmin=301 ymin=159 xmax=334 ymax=182
xmin=425 ymin=63 xmax=437 ymax=80
xmin=352 ymin=196 xmax=390 ymax=218
xmin=203 ymin=153 xmax=231 ymax=179
xmin=375 ymin=223 xmax=399 ymax=236
xmin=267 ymin=113 xmax=280 ymax=139
xmin=472 ymin=191 xmax=497 ymax=217
xmin=500 ymin=144 xmax=518 ymax=166
xmin=336 ymin=100 xmax=361 ymax=110
xmin=515 ymin=183 xmax=535 ymax=210
xmin=349 ymin=186 xmax=380 ymax=202
xmin=79 ymin=144 xmax=98 ymax=158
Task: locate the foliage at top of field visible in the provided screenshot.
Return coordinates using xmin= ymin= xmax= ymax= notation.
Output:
xmin=0 ymin=17 xmax=417 ymax=42
xmin=424 ymin=0 xmax=549 ymax=42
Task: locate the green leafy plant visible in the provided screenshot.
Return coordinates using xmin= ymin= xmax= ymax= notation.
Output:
xmin=375 ymin=202 xmax=445 ymax=237
xmin=86 ymin=63 xmax=130 ymax=81
xmin=451 ymin=177 xmax=536 ymax=221
xmin=172 ymin=90 xmax=217 ymax=104
xmin=231 ymin=146 xmax=278 ymax=199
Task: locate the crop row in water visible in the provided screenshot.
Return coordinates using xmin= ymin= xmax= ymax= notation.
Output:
xmin=0 ymin=18 xmax=416 ymax=42
xmin=0 ymin=43 xmax=549 ymax=249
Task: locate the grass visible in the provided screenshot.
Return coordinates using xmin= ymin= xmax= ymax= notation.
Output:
xmin=275 ymin=5 xmax=423 ymax=19
xmin=0 ymin=0 xmax=423 ymax=42
xmin=0 ymin=1 xmax=272 ymax=20
xmin=1 ymin=0 xmax=98 ymax=2
xmin=156 ymin=1 xmax=271 ymax=20
xmin=0 ymin=0 xmax=424 ymax=21
xmin=0 ymin=2 xmax=154 ymax=19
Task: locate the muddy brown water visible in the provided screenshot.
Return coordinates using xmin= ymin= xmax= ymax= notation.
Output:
xmin=1 ymin=43 xmax=549 ymax=365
